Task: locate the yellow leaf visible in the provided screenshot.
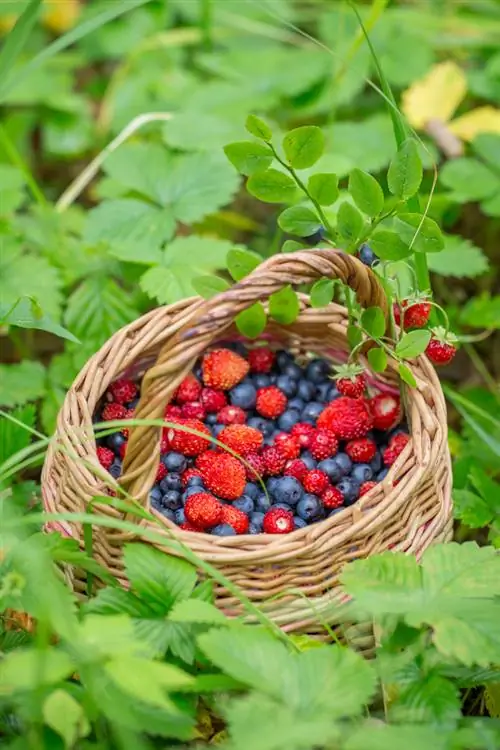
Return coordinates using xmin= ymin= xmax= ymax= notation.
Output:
xmin=402 ymin=61 xmax=467 ymax=129
xmin=42 ymin=0 xmax=80 ymax=34
xmin=449 ymin=107 xmax=500 ymax=141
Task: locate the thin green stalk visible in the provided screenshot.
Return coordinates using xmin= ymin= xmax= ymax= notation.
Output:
xmin=200 ymin=0 xmax=213 ymax=51
xmin=0 ymin=124 xmax=46 ymax=206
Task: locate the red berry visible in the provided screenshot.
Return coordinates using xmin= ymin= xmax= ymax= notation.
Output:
xmin=263 ymin=507 xmax=294 ymax=534
xmin=216 ymin=405 xmax=247 ymax=425
xmin=284 ymin=459 xmax=308 ymax=481
xmin=164 ymin=405 xmax=183 ymax=421
xmin=273 ymin=433 xmax=300 ymax=460
xmin=393 ymin=302 xmax=402 ymax=327
xmin=404 ymin=302 xmax=431 ymax=329
xmin=369 ymin=394 xmax=401 ymax=431
xmin=201 ymin=454 xmax=246 ymax=500
xmin=337 ymin=374 xmax=366 ymax=398
xmin=345 ymin=437 xmax=377 ymax=463
xmin=196 ymin=450 xmax=216 ymax=472
xmin=309 ymin=429 xmax=339 ymax=460
xmin=256 ymin=386 xmax=287 ymax=419
xmin=202 ymin=349 xmax=249 ymax=390
xmin=317 ymin=397 xmax=373 ymax=440
xmin=244 ymin=452 xmax=266 ymax=481
xmin=182 ymin=468 xmax=202 ymax=487
xmin=102 ymin=403 xmax=127 ymax=421
xmin=359 ymin=481 xmax=377 ymax=497
xmin=248 ymin=347 xmax=275 ymax=373
xmin=426 ymin=337 xmax=457 ymax=365
xmin=181 ymin=401 xmax=206 ymax=420
xmin=218 ymin=425 xmax=263 ymax=456
xmin=167 ymin=418 xmax=211 ymax=456
xmin=200 ymin=387 xmax=227 ymax=413
xmin=156 ymin=463 xmax=167 ymax=482
xmin=383 ymin=433 xmax=410 ymax=466
xmin=108 ymin=378 xmax=138 ymax=404
xmin=261 ymin=446 xmax=287 ymax=476
xmin=220 ymin=505 xmax=249 ymax=534
xmin=321 ymin=486 xmax=344 ymax=509
xmin=119 ymin=441 xmax=127 ymax=460
xmin=97 ymin=446 xmax=114 ymax=469
xmin=160 ymin=433 xmax=169 ymax=453
xmin=175 ymin=374 xmax=202 ymax=404
xmin=184 ymin=493 xmax=222 ymax=529
xmin=303 ymin=469 xmax=329 ymax=494
xmin=179 ymin=521 xmax=202 ymax=532
xmin=290 ymin=422 xmax=315 ymax=449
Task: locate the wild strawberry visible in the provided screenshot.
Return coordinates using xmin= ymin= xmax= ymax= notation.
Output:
xmin=284 ymin=459 xmax=308 ymax=481
xmin=425 ymin=328 xmax=458 ymax=366
xmin=196 ymin=450 xmax=216 ymax=472
xmin=261 ymin=446 xmax=287 ymax=476
xmin=164 ymin=405 xmax=182 ymax=421
xmin=273 ymin=433 xmax=300 ymax=460
xmin=369 ymin=394 xmax=400 ymax=431
xmin=156 ymin=463 xmax=167 ymax=482
xmin=181 ymin=402 xmax=206 ymax=420
xmin=102 ymin=403 xmax=127 ymax=421
xmin=321 ymin=486 xmax=344 ymax=509
xmin=256 ymin=386 xmax=287 ymax=419
xmin=180 ymin=521 xmax=202 ymax=532
xmin=216 ymin=405 xmax=247 ymax=425
xmin=345 ymin=437 xmax=377 ymax=463
xmin=108 ymin=378 xmax=138 ymax=404
xmin=303 ymin=469 xmax=329 ymax=494
xmin=220 ymin=505 xmax=249 ymax=534
xmin=359 ymin=481 xmax=377 ymax=496
xmin=334 ymin=364 xmax=366 ymax=398
xmin=317 ymin=397 xmax=373 ymax=439
xmin=160 ymin=433 xmax=170 ymax=454
xmin=184 ymin=493 xmax=222 ymax=529
xmin=202 ymin=349 xmax=249 ymax=390
xmin=383 ymin=433 xmax=410 ymax=466
xmin=182 ymin=468 xmax=203 ymax=487
xmin=167 ymin=418 xmax=211 ymax=456
xmin=218 ymin=425 xmax=263 ymax=456
xmin=309 ymin=429 xmax=338 ymax=460
xmin=200 ymin=387 xmax=227 ymax=413
xmin=290 ymin=422 xmax=315 ymax=449
xmin=97 ymin=446 xmax=114 ymax=469
xmin=175 ymin=374 xmax=202 ymax=404
xmin=263 ymin=507 xmax=294 ymax=534
xmin=201 ymin=454 xmax=246 ymax=500
xmin=403 ymin=302 xmax=431 ymax=329
xmin=248 ymin=347 xmax=275 ymax=373
xmin=244 ymin=452 xmax=266 ymax=481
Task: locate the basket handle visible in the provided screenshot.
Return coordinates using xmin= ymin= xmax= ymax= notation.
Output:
xmin=119 ymin=248 xmax=389 ymax=506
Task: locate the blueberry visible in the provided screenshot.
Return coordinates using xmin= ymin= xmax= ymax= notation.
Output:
xmin=233 ymin=495 xmax=255 ymax=515
xmin=294 ymin=516 xmax=308 ymax=529
xmin=174 ymin=508 xmax=186 ymax=525
xmin=297 ymin=379 xmax=316 ymax=401
xmin=277 ymin=409 xmax=301 ymax=432
xmin=230 ymin=381 xmax=257 ymax=410
xmin=250 ymin=511 xmax=265 ymax=530
xmin=162 ymin=452 xmax=187 ymax=473
xmin=296 ymin=494 xmax=322 ymax=521
xmin=269 ymin=373 xmax=278 ymax=384
xmin=270 ymin=476 xmax=303 ymax=506
xmin=306 ymin=358 xmax=330 ymax=384
xmin=206 ymin=413 xmax=218 ymax=425
xmin=249 ymin=523 xmax=261 ymax=534
xmin=227 ymin=341 xmax=248 ymax=357
xmin=187 ymin=475 xmax=204 ymax=487
xmin=388 ymin=424 xmax=409 ymax=441
xmin=302 ymin=226 xmax=326 ymax=246
xmin=182 ymin=485 xmax=204 ymax=502
xmin=301 ymin=402 xmax=324 ymax=424
xmin=288 ymin=397 xmax=305 ymax=412
xmin=267 ymin=477 xmax=280 ymax=495
xmin=255 ymin=493 xmax=271 ymax=513
xmin=107 ymin=432 xmax=126 ymax=452
xmin=358 ymin=243 xmax=378 ymax=268
xmin=149 ymin=487 xmax=163 ymax=509
xmin=300 ymin=452 xmax=317 ymax=470
xmin=128 ymin=397 xmax=139 ymax=410
xmin=212 ymin=524 xmax=236 ymax=536
xmin=193 ymin=364 xmax=203 ymax=380
xmin=160 ymin=507 xmax=176 ymax=522
xmin=248 ymin=416 xmax=274 ymax=436
xmin=162 ymin=490 xmax=182 ymax=510
xmin=336 ymin=478 xmax=360 ymax=505
xmin=276 ymin=374 xmax=298 ymax=398
xmin=109 ymin=460 xmax=122 ymax=479
xmin=160 ymin=473 xmax=182 ymax=493
xmin=316 ymin=383 xmax=339 ymax=403
xmin=244 ymin=482 xmax=259 ymax=499
xmin=318 ymin=458 xmax=343 ymax=483
xmin=334 ymin=452 xmax=352 ymax=477
xmin=283 ymin=362 xmax=303 ymax=380
xmin=276 ymin=350 xmax=293 ymax=370
xmin=212 ymin=424 xmax=225 ymax=437
xmin=273 ymin=503 xmax=293 ymax=513
xmin=352 ymin=464 xmax=373 ymax=484
xmin=328 ymin=508 xmax=344 ymax=518
xmin=253 ymin=374 xmax=271 ymax=389
xmin=377 ymin=468 xmax=389 ymax=481
xmin=370 ymin=452 xmax=382 ymax=474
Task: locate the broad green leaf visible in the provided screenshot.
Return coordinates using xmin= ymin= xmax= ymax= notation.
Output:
xmin=367 ymin=347 xmax=387 ymax=373
xmin=387 ymin=139 xmax=423 ymax=199
xmin=192 ymin=275 xmax=230 ymax=299
xmin=227 ymin=248 xmax=261 ymax=281
xmin=0 ymin=404 xmax=35 ymax=466
xmin=307 ymin=173 xmax=339 ymax=206
xmin=346 ymin=723 xmax=450 ymax=750
xmin=390 ymin=673 xmax=461 ymax=726
xmin=324 ymin=114 xmax=395 ymax=177
xmin=394 ymin=214 xmax=445 ymax=254
xmin=370 ymin=230 xmax=412 ymax=261
xmin=470 ymin=467 xmax=500 ymax=512
xmin=85 ymin=199 xmax=175 ymax=252
xmin=348 ymin=169 xmax=384 ymax=217
xmin=269 ymin=286 xmax=300 ymax=325
xmin=440 ymin=158 xmax=498 ymax=202
xmin=163 ymin=112 xmax=243 ymax=152
xmin=0 ymin=239 xmax=63 ymax=320
xmin=0 ymin=297 xmax=79 ymax=342
xmin=236 ymin=303 xmax=267 ymax=339
xmin=282 ymin=240 xmax=304 ymax=253
xmin=361 ymin=307 xmax=386 ymax=338
xmin=77 ymin=614 xmax=154 ymax=660
xmin=247 ymin=168 xmax=297 ymax=203
xmin=460 ymin=293 xmax=500 ymax=329
xmin=43 ymin=689 xmax=90 ymax=747
xmin=0 ymin=361 xmax=46 ymax=408
xmin=124 ymin=544 xmax=197 ymax=612
xmin=453 ymin=490 xmax=493 ymax=529
xmin=310 ymin=278 xmax=334 ymax=308
xmin=282 ymin=126 xmax=324 ymax=169
xmin=224 ymin=141 xmax=273 ymax=176
xmin=472 ymin=133 xmax=500 ymax=168
xmin=245 ymin=114 xmax=272 ymax=142
xmin=278 ymin=206 xmax=321 ymax=236
xmin=0 ymin=648 xmax=74 ymax=692
xmin=105 ymin=656 xmax=193 ymax=710
xmin=427 ymin=236 xmax=489 ymax=278
xmin=399 ymin=363 xmax=417 ymax=388
xmin=169 ymin=599 xmax=227 ymax=624
xmin=337 ymin=202 xmax=364 ymax=245
xmin=395 ymin=330 xmax=432 ymax=359
xmin=347 ymin=324 xmax=363 ymax=349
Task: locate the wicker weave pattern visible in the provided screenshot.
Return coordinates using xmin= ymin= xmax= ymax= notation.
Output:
xmin=42 ymin=249 xmax=452 ymax=639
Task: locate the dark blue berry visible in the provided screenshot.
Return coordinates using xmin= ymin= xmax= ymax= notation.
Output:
xmin=358 ymin=243 xmax=378 ymax=268
xmin=334 ymin=452 xmax=352 ymax=477
xmin=248 ymin=416 xmax=274 ymax=436
xmin=370 ymin=452 xmax=382 ymax=474
xmin=206 ymin=413 xmax=218 ymax=425
xmin=316 ymin=383 xmax=340 ymax=403
xmin=107 ymin=432 xmax=126 ymax=452
xmin=276 ymin=350 xmax=293 ymax=370
xmin=288 ymin=398 xmax=305 ymax=412
xmin=249 ymin=523 xmax=260 ymax=534
xmin=273 ymin=502 xmax=293 ymax=512
xmin=253 ymin=374 xmax=271 ymax=389
xmin=160 ymin=508 xmax=176 ymax=522
xmin=277 ymin=409 xmax=301 ymax=432
xmin=174 ymin=508 xmax=186 ymax=525
xmin=212 ymin=524 xmax=236 ymax=536
xmin=228 ymin=342 xmax=248 ymax=357
xmin=250 ymin=511 xmax=265 ymax=530
xmin=162 ymin=490 xmax=182 ymax=510
xmin=336 ymin=478 xmax=360 ymax=505
xmin=306 ymin=358 xmax=330 ymax=384
xmin=162 ymin=452 xmax=187 ymax=473
xmin=276 ymin=374 xmax=298 ymax=398
xmin=182 ymin=485 xmax=204 ymax=502
xmin=300 ymin=452 xmax=317 ymax=470
xmin=244 ymin=482 xmax=259 ymax=499
xmin=351 ymin=464 xmax=373 ymax=484
xmin=255 ymin=493 xmax=271 ymax=513
xmin=294 ymin=516 xmax=308 ymax=529
xmin=149 ymin=487 xmax=163 ymax=509
xmin=328 ymin=508 xmax=344 ymax=518
xmin=377 ymin=468 xmax=389 ymax=481
xmin=160 ymin=473 xmax=182 ymax=493
xmin=229 ymin=381 xmax=257 ymax=410
xmin=212 ymin=424 xmax=225 ymax=437
xmin=109 ymin=460 xmax=122 ymax=479
xmin=128 ymin=397 xmax=139 ymax=410
xmin=302 ymin=226 xmax=326 ymax=246
xmin=301 ymin=402 xmax=324 ymax=424
xmin=233 ymin=495 xmax=255 ymax=515
xmin=283 ymin=362 xmax=303 ymax=380
xmin=186 ymin=475 xmax=204 ymax=487
xmin=266 ymin=477 xmax=280 ymax=495
xmin=270 ymin=476 xmax=303 ymax=506
xmin=296 ymin=494 xmax=322 ymax=521
xmin=269 ymin=373 xmax=278 ymax=384
xmin=193 ymin=364 xmax=203 ymax=380
xmin=297 ymin=379 xmax=315 ymax=401
xmin=317 ymin=458 xmax=343 ymax=483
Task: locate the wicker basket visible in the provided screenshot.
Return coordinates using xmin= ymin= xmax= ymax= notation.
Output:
xmin=42 ymin=249 xmax=453 ymax=644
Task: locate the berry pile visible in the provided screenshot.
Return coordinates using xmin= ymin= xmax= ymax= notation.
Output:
xmin=95 ymin=345 xmax=410 ymax=536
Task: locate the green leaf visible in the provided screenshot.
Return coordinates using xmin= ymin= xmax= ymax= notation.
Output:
xmin=370 ymin=230 xmax=412 ymax=261
xmin=0 ymin=297 xmax=79 ymax=343
xmin=0 ymin=239 xmax=63 ymax=320
xmin=346 ymin=724 xmax=450 ymax=750
xmin=453 ymin=490 xmax=493 ymax=529
xmin=169 ymin=599 xmax=227 ymax=625
xmin=367 ymin=347 xmax=387 ymax=373
xmin=227 ymin=248 xmax=261 ymax=281
xmin=307 ymin=173 xmax=339 ymax=206
xmin=0 ymin=0 xmax=42 ymax=99
xmin=235 ymin=303 xmax=267 ymax=339
xmin=105 ymin=656 xmax=193 ymax=710
xmin=0 ymin=647 xmax=74 ymax=692
xmin=224 ymin=141 xmax=273 ymax=176
xmin=0 ymin=361 xmax=46 ymax=408
xmin=282 ymin=240 xmax=304 ymax=253
xmin=247 ymin=168 xmax=297 ymax=203
xmin=394 ymin=214 xmax=445 ymax=254
xmin=395 ymin=330 xmax=431 ymax=359
xmin=440 ymin=158 xmax=498 ymax=202
xmin=427 ymin=236 xmax=489 ymax=278
xmin=361 ymin=307 xmax=385 ymax=338
xmin=398 ymin=363 xmax=417 ymax=388
xmin=192 ymin=275 xmax=230 ymax=299
xmin=277 ymin=206 xmax=321 ymax=236
xmin=85 ymin=199 xmax=175 ymax=253
xmin=347 ymin=324 xmax=363 ymax=349
xmin=43 ymin=689 xmax=90 ymax=747
xmin=0 ymin=404 xmax=35 ymax=466
xmin=460 ymin=294 xmax=500 ymax=329
xmin=337 ymin=202 xmax=364 ymax=245
xmin=348 ymin=169 xmax=384 ymax=217
xmin=390 ymin=673 xmax=461 ymax=726
xmin=472 ymin=133 xmax=500 ymax=168
xmin=310 ymin=278 xmax=334 ymax=308
xmin=387 ymin=139 xmax=423 ymax=199
xmin=124 ymin=544 xmax=197 ymax=612
xmin=269 ymin=286 xmax=300 ymax=325
xmin=282 ymin=126 xmax=324 ymax=169
xmin=245 ymin=114 xmax=272 ymax=142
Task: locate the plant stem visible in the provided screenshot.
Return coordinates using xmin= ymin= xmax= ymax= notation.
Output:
xmin=200 ymin=0 xmax=213 ymax=51
xmin=0 ymin=124 xmax=46 ymax=206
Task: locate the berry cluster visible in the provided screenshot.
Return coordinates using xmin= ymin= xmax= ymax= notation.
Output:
xmin=95 ymin=345 xmax=410 ymax=536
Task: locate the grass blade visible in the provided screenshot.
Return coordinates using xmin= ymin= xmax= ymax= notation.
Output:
xmin=0 ymin=0 xmax=42 ymax=98
xmin=444 ymin=386 xmax=500 ymax=459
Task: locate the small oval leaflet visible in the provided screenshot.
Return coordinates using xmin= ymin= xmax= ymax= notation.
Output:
xmin=247 ymin=169 xmax=297 ymax=203
xmin=348 ymin=169 xmax=384 ymax=218
xmin=224 ymin=141 xmax=273 ymax=176
xmin=361 ymin=306 xmax=386 ymax=339
xmin=367 ymin=347 xmax=388 ymax=373
xmin=245 ymin=114 xmax=272 ymax=142
xmin=269 ymin=285 xmax=300 ymax=325
xmin=310 ymin=278 xmax=334 ymax=308
xmin=396 ymin=329 xmax=432 ymax=359
xmin=307 ymin=173 xmax=339 ymax=206
xmin=387 ymin=139 xmax=423 ymax=200
xmin=278 ymin=206 xmax=321 ymax=237
xmin=227 ymin=248 xmax=261 ymax=281
xmin=282 ymin=126 xmax=324 ymax=170
xmin=236 ymin=302 xmax=267 ymax=339
xmin=337 ymin=202 xmax=364 ymax=245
